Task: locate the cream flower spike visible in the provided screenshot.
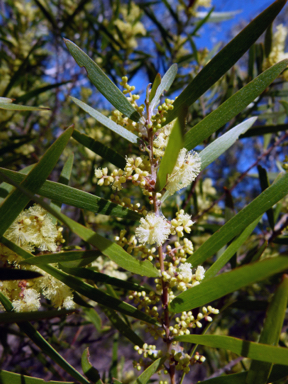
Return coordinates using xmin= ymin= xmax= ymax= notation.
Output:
xmin=135 ymin=212 xmax=171 ymax=246
xmin=166 ymin=148 xmax=201 ymax=196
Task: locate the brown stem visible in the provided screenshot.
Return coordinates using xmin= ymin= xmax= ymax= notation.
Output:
xmin=146 ymin=97 xmax=175 ymax=384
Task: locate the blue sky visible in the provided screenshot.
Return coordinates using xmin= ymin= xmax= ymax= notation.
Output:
xmin=196 ymin=0 xmax=283 ymax=49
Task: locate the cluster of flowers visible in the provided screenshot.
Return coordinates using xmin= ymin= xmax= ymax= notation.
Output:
xmin=0 ymin=205 xmax=74 ymax=312
xmin=93 ymin=76 xmax=218 ymax=377
xmin=263 ymin=24 xmax=288 ymax=80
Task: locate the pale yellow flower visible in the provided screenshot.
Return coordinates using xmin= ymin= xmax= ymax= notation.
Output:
xmin=135 ymin=213 xmax=171 ymax=246
xmin=166 ymin=149 xmax=201 ymax=195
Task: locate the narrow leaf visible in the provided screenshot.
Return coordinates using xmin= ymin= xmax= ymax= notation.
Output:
xmin=82 ymin=307 xmax=102 ymax=331
xmin=164 ymin=0 xmax=288 ymax=125
xmin=0 ymin=167 xmax=140 ymax=220
xmin=0 ymin=126 xmax=74 ymax=237
xmin=60 ymin=265 xmax=151 ymax=292
xmin=149 ymin=73 xmax=161 ymax=102
xmin=0 ymin=102 xmax=49 ymax=111
xmin=0 ymin=97 xmax=13 ymax=103
xmin=15 ymin=81 xmax=70 ymax=103
xmin=241 ymin=123 xmax=288 ymax=137
xmin=70 ymin=96 xmax=139 ymax=144
xmin=205 ymin=217 xmax=260 ymax=279
xmin=195 ymin=10 xmax=241 ymax=22
xmin=184 ymin=59 xmax=288 ymax=150
xmin=1 ymin=238 xmax=158 ymax=326
xmin=81 ymin=348 xmax=103 ymax=384
xmin=170 ymin=256 xmax=288 ymax=313
xmin=150 ymin=64 xmax=178 ymax=111
xmin=0 ymin=370 xmax=74 ymax=384
xmin=0 ymin=309 xmax=75 ymax=324
xmin=20 ymin=250 xmax=101 ymax=266
xmin=155 ymin=115 xmax=185 ymax=192
xmin=187 ymin=172 xmax=288 ymax=267
xmin=34 ymin=0 xmax=57 ymax=28
xmin=50 ymin=153 xmax=74 ymax=218
xmin=175 ymin=334 xmax=288 ymax=365
xmin=135 ymin=357 xmax=167 ymax=384
xmin=199 ymin=366 xmax=288 ymax=384
xmin=103 ymin=307 xmax=144 ymax=346
xmin=199 ymin=117 xmax=257 ymax=170
xmin=257 ymin=165 xmax=274 ymax=229
xmin=246 ymin=275 xmax=288 ymax=384
xmin=0 ymin=176 xmax=155 ymax=278
xmin=64 ymin=39 xmax=141 ymax=122
xmin=264 ymin=23 xmax=273 ymax=58
xmin=0 ymin=292 xmax=90 ymax=384
xmin=0 ymin=268 xmax=42 ymax=281
xmin=0 ymin=164 xmax=35 ymax=204
xmin=72 ymin=129 xmax=126 ymax=169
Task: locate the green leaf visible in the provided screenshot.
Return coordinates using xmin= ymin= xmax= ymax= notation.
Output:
xmin=0 ymin=370 xmax=74 ymax=384
xmin=246 ymin=275 xmax=288 ymax=384
xmin=109 ymin=334 xmax=118 ymax=381
xmin=60 ymin=265 xmax=151 ymax=292
xmin=0 ymin=101 xmax=49 ymax=111
xmin=14 ymin=81 xmax=70 ymax=103
xmin=187 ymin=172 xmax=288 ymax=267
xmin=264 ymin=23 xmax=273 ymax=58
xmin=58 ymin=154 xmax=74 ymax=186
xmin=72 ymin=129 xmax=126 ymax=169
xmin=150 ymin=64 xmax=178 ymax=111
xmin=257 ymin=165 xmax=274 ymax=229
xmin=204 ymin=217 xmax=260 ymax=280
xmin=0 ymin=238 xmax=158 ymax=326
xmin=0 ymin=167 xmax=140 ymax=220
xmin=241 ymin=123 xmax=288 ymax=137
xmin=0 ymin=309 xmax=75 ymax=324
xmin=20 ymin=250 xmax=101 ymax=267
xmin=198 ymin=373 xmax=248 ymax=384
xmin=82 ymin=307 xmax=102 ymax=331
xmin=2 ymin=39 xmax=45 ymax=97
xmin=44 ymin=212 xmax=157 ymax=277
xmin=50 ymin=154 xmax=74 ymax=220
xmin=149 ymin=73 xmax=161 ymax=102
xmin=184 ymin=59 xmax=288 ymax=150
xmin=0 ymin=292 xmax=90 ymax=384
xmin=273 ymin=236 xmax=288 ymax=245
xmin=0 ymin=268 xmax=42 ymax=281
xmin=280 ymin=100 xmax=288 ymax=115
xmin=64 ymin=39 xmax=141 ymax=122
xmin=193 ymin=364 xmax=288 ymax=384
xmin=191 ymin=8 xmax=214 ymax=37
xmin=0 ymin=164 xmax=35 ymax=204
xmin=81 ymin=348 xmax=103 ymax=384
xmin=61 ymin=0 xmax=91 ymax=30
xmin=0 ymin=97 xmax=13 ymax=103
xmin=164 ymin=0 xmax=288 ymax=125
xmin=0 ymin=173 xmax=155 ymax=278
xmin=199 ymin=117 xmax=257 ymax=170
xmin=195 ymin=10 xmax=241 ymax=22
xmin=34 ymin=0 xmax=57 ymax=28
xmin=102 ymin=307 xmax=144 ymax=346
xmin=0 ymin=126 xmax=74 ymax=237
xmin=135 ymin=357 xmax=167 ymax=384
xmin=155 ymin=115 xmax=185 ymax=192
xmin=70 ymin=96 xmax=139 ymax=144
xmin=170 ymin=256 xmax=288 ymax=313
xmin=175 ymin=334 xmax=288 ymax=365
